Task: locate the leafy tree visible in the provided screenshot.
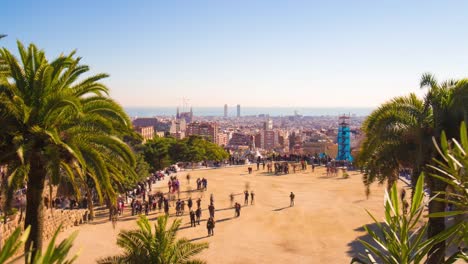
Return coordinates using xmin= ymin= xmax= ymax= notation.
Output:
xmin=98 ymin=215 xmax=209 ymax=264
xmin=144 ymin=137 xmax=175 ymax=171
xmin=0 ymin=42 xmax=135 ymax=258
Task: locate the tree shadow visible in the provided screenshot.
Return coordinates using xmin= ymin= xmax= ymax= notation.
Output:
xmin=347 ymin=223 xmax=383 ymax=261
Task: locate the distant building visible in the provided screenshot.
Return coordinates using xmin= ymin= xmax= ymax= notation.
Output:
xmin=224 ymin=104 xmax=228 ymax=118
xmin=155 ymin=131 xmax=165 ymax=138
xmin=262 ymin=130 xmax=276 ymax=150
xmin=132 ymin=117 xmax=170 ymax=132
xmin=302 ymin=141 xmax=337 ymax=156
xmin=186 ymin=122 xmax=219 ymax=143
xmin=169 ymin=119 xmax=187 ymax=139
xmin=263 ymin=119 xmax=273 ymax=130
xmin=229 ymin=132 xmax=251 ymax=147
xmin=237 ymin=104 xmax=241 ymax=117
xmin=177 ymin=107 xmax=193 ymax=123
xmin=216 ymin=133 xmax=228 ymax=146
xmin=134 ymin=126 xmax=154 ymax=143
xmin=132 ymin=117 xmax=159 ymax=127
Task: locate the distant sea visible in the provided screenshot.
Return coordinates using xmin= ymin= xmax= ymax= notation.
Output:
xmin=125 ymin=107 xmax=374 ymax=118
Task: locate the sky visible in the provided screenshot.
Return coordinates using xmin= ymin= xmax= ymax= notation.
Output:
xmin=2 ymin=0 xmax=468 ymax=108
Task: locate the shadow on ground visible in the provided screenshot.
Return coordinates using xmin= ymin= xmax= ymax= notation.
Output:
xmin=272 ymin=206 xmax=291 ymax=212
xmin=347 ymin=223 xmax=383 ymax=261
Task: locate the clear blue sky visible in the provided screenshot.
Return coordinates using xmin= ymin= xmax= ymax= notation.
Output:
xmin=2 ymin=0 xmax=467 ymax=107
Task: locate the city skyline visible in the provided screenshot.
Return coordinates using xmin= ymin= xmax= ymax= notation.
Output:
xmin=2 ymin=0 xmax=468 ymax=107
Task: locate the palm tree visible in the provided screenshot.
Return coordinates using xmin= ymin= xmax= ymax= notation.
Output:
xmin=419 ymin=73 xmax=467 ymax=263
xmin=98 ymin=215 xmax=209 ymax=264
xmin=358 ymin=93 xmax=433 ymax=193
xmin=0 ymin=41 xmax=135 ymax=258
xmin=359 ymin=73 xmax=467 ymax=263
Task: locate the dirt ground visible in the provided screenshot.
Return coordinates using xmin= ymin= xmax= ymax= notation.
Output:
xmin=55 ymin=165 xmax=388 ymax=263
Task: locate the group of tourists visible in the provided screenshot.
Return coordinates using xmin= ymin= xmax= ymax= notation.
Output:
xmin=244 ymin=190 xmax=255 ymax=205
xmin=196 ymin=177 xmax=208 ymax=190
xmin=168 ymin=176 xmax=181 ymax=194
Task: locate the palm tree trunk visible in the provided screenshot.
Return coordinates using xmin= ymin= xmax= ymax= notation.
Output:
xmin=427 ymin=200 xmax=446 ymax=263
xmin=49 ymin=181 xmax=53 ymax=211
xmin=24 ymin=155 xmax=46 ymax=261
xmin=427 ymin=178 xmax=446 ymax=264
xmin=87 ymin=190 xmax=94 ymax=221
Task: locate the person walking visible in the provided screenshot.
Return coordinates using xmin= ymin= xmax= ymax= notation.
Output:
xmin=229 ymin=193 xmax=234 ymax=207
xmin=207 ymin=217 xmax=215 ymax=236
xmin=290 ymin=192 xmax=295 ymax=207
xmin=197 ymin=198 xmax=201 ymax=209
xmin=250 ymin=191 xmax=255 ymax=205
xmin=244 ymin=190 xmax=249 ymax=206
xmin=190 ymin=209 xmax=196 ymax=227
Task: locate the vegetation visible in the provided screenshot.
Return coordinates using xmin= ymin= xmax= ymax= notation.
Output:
xmin=352 ymin=174 xmax=461 ymax=264
xmin=428 ymin=123 xmax=468 ymax=261
xmin=358 ymin=73 xmax=468 ymax=263
xmin=0 ymin=225 xmax=78 ymax=264
xmin=354 ymin=124 xmax=468 ymax=263
xmin=144 ymin=135 xmax=229 ymax=171
xmin=0 ymin=42 xmax=135 ymax=258
xmin=98 ymin=215 xmax=209 ymax=264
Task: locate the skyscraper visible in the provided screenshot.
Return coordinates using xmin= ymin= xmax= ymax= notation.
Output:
xmin=237 ymin=104 xmax=241 ymax=117
xmin=224 ymin=104 xmax=228 ymax=117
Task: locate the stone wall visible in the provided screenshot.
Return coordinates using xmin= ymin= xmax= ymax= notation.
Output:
xmin=0 ymin=208 xmax=89 ymax=252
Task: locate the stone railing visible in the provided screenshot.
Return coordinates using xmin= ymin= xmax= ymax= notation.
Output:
xmin=0 ymin=208 xmax=89 ymax=252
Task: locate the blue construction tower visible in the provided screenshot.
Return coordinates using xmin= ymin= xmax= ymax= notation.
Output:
xmin=336 ymin=115 xmax=353 ymax=162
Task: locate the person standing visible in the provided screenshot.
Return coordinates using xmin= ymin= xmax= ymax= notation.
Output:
xmin=235 ymin=203 xmax=241 ymax=217
xmin=208 ymin=203 xmax=215 ymax=218
xmin=186 ymin=173 xmax=191 ymax=184
xmin=188 ymin=197 xmax=193 ymax=210
xmin=290 ymin=192 xmax=295 ymax=207
xmin=164 ymin=198 xmax=170 ymax=215
xmin=195 ymin=207 xmax=202 ymax=225
xmin=250 ymin=191 xmax=255 ymax=205
xmin=190 ymin=209 xmax=196 ymax=227
xmin=207 ymin=217 xmax=215 ymax=236
xmin=244 ymin=190 xmax=249 ymax=206
xmin=197 ymin=198 xmax=201 ymax=209
xmin=181 ymin=200 xmax=186 ymax=215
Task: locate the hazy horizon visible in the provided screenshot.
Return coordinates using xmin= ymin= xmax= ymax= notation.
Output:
xmin=2 ymin=0 xmax=467 ymax=108
xmin=125 ymin=106 xmax=374 ymax=117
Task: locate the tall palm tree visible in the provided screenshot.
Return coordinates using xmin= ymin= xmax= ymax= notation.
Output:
xmin=98 ymin=215 xmax=209 ymax=264
xmin=419 ymin=73 xmax=467 ymax=263
xmin=359 ymin=73 xmax=467 ymax=263
xmin=0 ymin=41 xmax=135 ymax=258
xmin=358 ymin=93 xmax=433 ymax=193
